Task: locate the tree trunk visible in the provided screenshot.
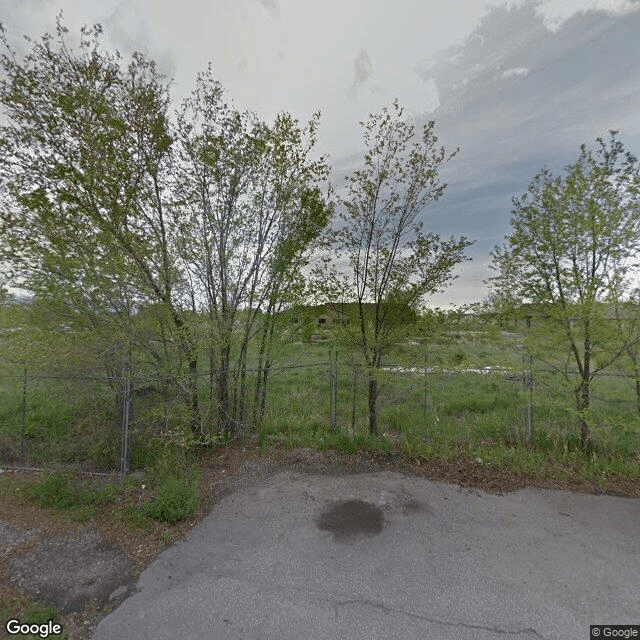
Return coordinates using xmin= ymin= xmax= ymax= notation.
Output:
xmin=257 ymin=362 xmax=270 ymax=430
xmin=578 ymin=323 xmax=592 ymax=450
xmin=368 ymin=374 xmax=378 ymax=436
xmin=254 ymin=311 xmax=277 ymax=431
xmin=209 ymin=347 xmax=216 ymax=409
xmin=188 ymin=354 xmax=200 ymax=435
xmin=232 ymin=340 xmax=249 ymax=438
xmin=576 ymin=379 xmax=590 ymax=449
xmin=630 ymin=352 xmax=640 ymax=417
xmin=169 ymin=310 xmax=200 ymax=435
xmin=217 ymin=346 xmax=231 ymax=435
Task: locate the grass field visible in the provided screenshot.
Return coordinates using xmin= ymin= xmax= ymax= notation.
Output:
xmin=1 ymin=325 xmax=639 ymax=481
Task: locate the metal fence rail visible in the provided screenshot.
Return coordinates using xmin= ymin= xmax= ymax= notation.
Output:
xmin=1 ymin=353 xmax=638 ymax=473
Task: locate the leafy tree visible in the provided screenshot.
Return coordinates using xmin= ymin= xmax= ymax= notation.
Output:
xmin=608 ymin=280 xmax=640 ymax=416
xmin=489 ymin=132 xmax=640 ymax=447
xmin=173 ymin=69 xmax=332 ymax=435
xmin=329 ymin=100 xmax=472 ymax=435
xmin=0 ymin=20 xmax=333 ymax=441
xmin=0 ymin=20 xmax=202 ymax=426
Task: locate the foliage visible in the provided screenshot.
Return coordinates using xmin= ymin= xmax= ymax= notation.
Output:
xmin=0 ymin=20 xmax=333 ymax=439
xmin=0 ymin=20 xmax=177 ymax=329
xmin=25 ymin=473 xmax=118 ymax=521
xmin=144 ymin=476 xmax=199 ymax=524
xmin=1 ymin=326 xmax=638 ymax=481
xmin=173 ymin=68 xmax=332 ymax=435
xmin=0 ymin=18 xmax=198 ymax=433
xmin=489 ymin=131 xmax=640 ymax=446
xmin=608 ymin=284 xmax=640 ymax=415
xmin=326 ymin=100 xmax=472 ymax=434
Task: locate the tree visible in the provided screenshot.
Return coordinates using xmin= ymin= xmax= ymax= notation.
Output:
xmin=0 ymin=20 xmax=204 ymax=428
xmin=330 ymin=100 xmax=472 ymax=435
xmin=172 ymin=68 xmax=332 ymax=436
xmin=489 ymin=132 xmax=640 ymax=447
xmin=609 ymin=279 xmax=640 ymax=416
xmin=0 ymin=20 xmax=333 ymax=441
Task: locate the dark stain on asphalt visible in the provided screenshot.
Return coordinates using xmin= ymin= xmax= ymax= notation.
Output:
xmin=317 ymin=499 xmax=384 ymax=541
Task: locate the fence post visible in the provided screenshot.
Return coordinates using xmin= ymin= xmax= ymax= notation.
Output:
xmin=329 ymin=347 xmax=337 ymax=431
xmin=20 ymin=369 xmax=27 ymax=463
xmin=423 ymin=355 xmax=429 ymax=437
xmin=523 ymin=354 xmax=533 ymax=442
xmin=120 ymin=366 xmax=132 ymax=475
xmin=351 ymin=359 xmax=357 ymax=433
xmin=333 ymin=350 xmax=338 ymax=431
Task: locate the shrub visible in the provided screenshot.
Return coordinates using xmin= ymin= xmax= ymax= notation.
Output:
xmin=145 ymin=476 xmax=198 ymax=524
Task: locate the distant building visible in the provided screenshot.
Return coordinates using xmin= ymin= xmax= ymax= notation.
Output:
xmin=513 ymin=302 xmax=636 ymax=330
xmin=292 ymin=301 xmax=416 ymax=328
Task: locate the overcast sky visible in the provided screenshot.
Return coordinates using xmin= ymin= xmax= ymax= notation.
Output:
xmin=2 ymin=0 xmax=639 ymax=307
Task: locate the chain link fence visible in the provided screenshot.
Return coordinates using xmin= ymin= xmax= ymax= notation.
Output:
xmin=0 ymin=371 xmax=122 ymax=471
xmin=331 ymin=357 xmax=527 ymax=444
xmin=1 ymin=352 xmax=638 ymax=472
xmin=524 ymin=356 xmax=640 ymax=455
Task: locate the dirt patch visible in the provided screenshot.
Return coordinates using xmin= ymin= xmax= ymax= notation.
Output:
xmin=317 ymin=499 xmax=384 ymax=541
xmin=0 ymin=523 xmax=36 ymax=556
xmin=8 ymin=531 xmax=134 ymax=614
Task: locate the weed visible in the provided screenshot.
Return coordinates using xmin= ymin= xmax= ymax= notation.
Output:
xmin=21 ymin=603 xmax=60 ymax=625
xmin=145 ymin=476 xmax=199 ymax=524
xmin=117 ymin=505 xmax=151 ymax=531
xmin=402 ymin=438 xmax=438 ymax=459
xmin=26 ymin=474 xmax=81 ymax=510
xmin=25 ymin=473 xmax=119 ymax=520
xmin=2 ymin=324 xmax=640 ymax=483
xmin=147 ymin=439 xmax=200 ymax=483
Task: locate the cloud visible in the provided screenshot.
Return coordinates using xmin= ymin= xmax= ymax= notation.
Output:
xmin=535 ymin=0 xmax=639 ymax=30
xmin=3 ymin=0 xmax=640 ymax=306
xmin=350 ymin=48 xmax=374 ymax=93
xmin=413 ymin=2 xmax=640 ymax=305
xmin=252 ymin=0 xmax=278 ymax=17
xmin=501 ymin=66 xmax=529 ymax=78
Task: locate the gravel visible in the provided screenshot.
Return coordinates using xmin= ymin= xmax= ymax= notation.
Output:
xmin=8 ymin=531 xmax=134 ymax=613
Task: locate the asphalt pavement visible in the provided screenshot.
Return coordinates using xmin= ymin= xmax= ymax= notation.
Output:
xmin=92 ymin=469 xmax=640 ymax=640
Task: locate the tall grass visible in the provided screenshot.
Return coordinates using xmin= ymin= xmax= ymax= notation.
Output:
xmin=1 ymin=331 xmax=639 ymax=478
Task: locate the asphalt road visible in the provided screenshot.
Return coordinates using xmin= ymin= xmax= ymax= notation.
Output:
xmin=92 ymin=469 xmax=640 ymax=640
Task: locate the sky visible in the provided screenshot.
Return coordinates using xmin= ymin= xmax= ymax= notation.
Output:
xmin=2 ymin=0 xmax=640 ymax=307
